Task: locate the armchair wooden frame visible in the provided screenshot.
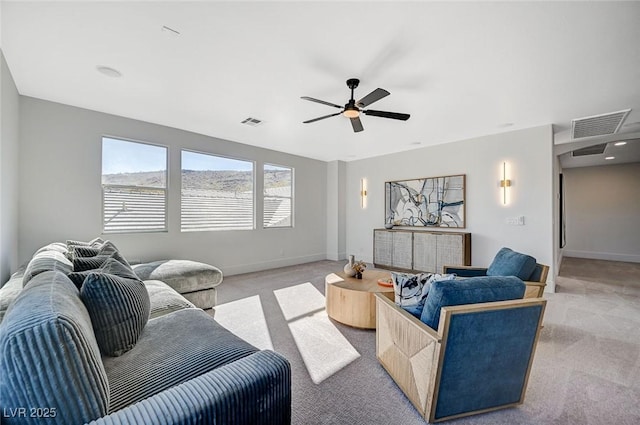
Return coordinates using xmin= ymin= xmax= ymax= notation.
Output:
xmin=442 ymin=263 xmax=549 ymax=298
xmin=375 ymin=293 xmax=546 ymax=423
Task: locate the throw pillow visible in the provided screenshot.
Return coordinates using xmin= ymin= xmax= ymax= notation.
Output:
xmin=68 ymin=257 xmax=139 ymax=289
xmin=73 ymin=246 xmax=101 ymax=258
xmin=97 ymin=240 xmax=119 ymax=256
xmin=66 ymin=245 xmax=101 ymax=261
xmin=486 ymin=247 xmax=537 ymax=280
xmin=81 ymin=271 xmax=150 ymax=357
xmin=392 ymin=272 xmax=455 ymax=318
xmin=73 ymin=250 xmax=130 ymax=272
xmin=66 ymin=237 xmax=105 ymax=248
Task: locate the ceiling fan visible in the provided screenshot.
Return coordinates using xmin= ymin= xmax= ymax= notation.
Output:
xmin=301 ymin=78 xmax=410 ymax=133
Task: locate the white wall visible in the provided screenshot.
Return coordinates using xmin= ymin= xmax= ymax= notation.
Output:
xmin=18 ymin=97 xmax=327 ymax=275
xmin=326 ymin=160 xmax=346 ymax=261
xmin=344 ymin=125 xmax=556 ymax=289
xmin=0 ymin=50 xmax=20 ymax=283
xmin=563 ymin=163 xmax=640 ymax=263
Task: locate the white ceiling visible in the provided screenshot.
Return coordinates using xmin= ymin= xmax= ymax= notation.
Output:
xmin=558 ymin=138 xmax=640 ymax=169
xmin=2 ymin=1 xmax=640 ymax=163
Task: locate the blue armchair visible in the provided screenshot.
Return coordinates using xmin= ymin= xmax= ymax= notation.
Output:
xmin=443 ymin=247 xmax=549 ymax=298
xmin=376 ymin=275 xmax=546 ymax=422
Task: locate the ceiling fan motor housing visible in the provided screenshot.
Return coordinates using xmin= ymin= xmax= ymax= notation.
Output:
xmin=346 ymin=78 xmax=360 ymax=90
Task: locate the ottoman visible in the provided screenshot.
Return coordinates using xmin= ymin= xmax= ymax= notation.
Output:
xmin=133 ymin=260 xmax=223 ymax=311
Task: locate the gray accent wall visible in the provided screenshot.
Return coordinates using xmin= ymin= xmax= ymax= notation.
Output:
xmin=18 ymin=97 xmax=327 ymax=275
xmin=0 ymin=50 xmax=20 ymax=284
xmin=563 ymin=163 xmax=640 ymax=263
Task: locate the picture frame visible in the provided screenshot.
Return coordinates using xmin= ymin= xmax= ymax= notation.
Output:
xmin=385 ymin=174 xmax=466 ymax=228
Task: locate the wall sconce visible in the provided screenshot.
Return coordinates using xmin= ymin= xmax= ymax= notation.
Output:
xmin=360 ymin=178 xmax=367 ymax=209
xmin=500 ymin=161 xmax=511 ymax=205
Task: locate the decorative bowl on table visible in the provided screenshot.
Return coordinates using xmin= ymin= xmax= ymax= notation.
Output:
xmin=378 ymin=278 xmax=393 ymax=287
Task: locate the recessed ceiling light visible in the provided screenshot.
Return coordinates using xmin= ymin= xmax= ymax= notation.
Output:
xmin=498 ymin=123 xmax=514 ymax=128
xmin=614 ymin=141 xmax=627 ymax=146
xmin=605 ymin=156 xmax=615 ymax=160
xmin=410 ymin=142 xmax=422 ymax=146
xmin=96 ymin=66 xmax=122 ymax=78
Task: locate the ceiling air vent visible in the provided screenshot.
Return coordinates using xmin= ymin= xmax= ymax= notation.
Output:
xmin=571 ymin=143 xmax=607 ymax=157
xmin=241 ymin=117 xmax=263 ymax=127
xmin=571 ymin=109 xmax=630 ymax=139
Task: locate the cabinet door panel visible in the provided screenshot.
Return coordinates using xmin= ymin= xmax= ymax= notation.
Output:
xmin=436 ymin=233 xmax=464 ymax=273
xmin=374 ymin=230 xmax=393 ymax=267
xmin=413 ymin=232 xmax=437 ymax=273
xmin=392 ymin=231 xmax=413 ymax=270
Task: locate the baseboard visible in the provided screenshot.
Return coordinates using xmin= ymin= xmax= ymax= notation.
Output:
xmin=562 ymin=250 xmax=640 ymax=264
xmin=223 ymin=253 xmax=328 ymax=276
xmin=544 ymin=279 xmax=556 ymax=293
xmin=326 ymin=251 xmax=347 ymax=262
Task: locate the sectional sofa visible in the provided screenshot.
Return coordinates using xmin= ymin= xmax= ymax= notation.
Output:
xmin=0 ymin=239 xmax=291 ymax=424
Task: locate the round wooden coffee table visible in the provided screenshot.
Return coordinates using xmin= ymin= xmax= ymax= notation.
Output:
xmin=325 ymin=269 xmax=394 ymax=329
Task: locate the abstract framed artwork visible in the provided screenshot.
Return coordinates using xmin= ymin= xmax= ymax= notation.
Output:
xmin=385 ymin=174 xmax=466 ymax=228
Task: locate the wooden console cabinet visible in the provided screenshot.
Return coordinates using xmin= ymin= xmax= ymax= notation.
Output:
xmin=373 ymin=229 xmax=471 ymax=274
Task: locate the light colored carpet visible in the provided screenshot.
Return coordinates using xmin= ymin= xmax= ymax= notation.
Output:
xmin=216 ymin=258 xmax=640 ymax=424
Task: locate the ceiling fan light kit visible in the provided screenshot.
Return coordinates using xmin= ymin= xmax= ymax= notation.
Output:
xmin=302 ymin=78 xmax=410 ymax=133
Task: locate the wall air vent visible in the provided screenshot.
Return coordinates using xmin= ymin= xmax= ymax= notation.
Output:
xmin=571 ymin=109 xmax=630 ymax=139
xmin=241 ymin=117 xmax=263 ymax=127
xmin=571 ymin=143 xmax=607 ymax=157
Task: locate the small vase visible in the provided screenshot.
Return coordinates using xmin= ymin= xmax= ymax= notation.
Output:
xmin=343 ymin=255 xmax=357 ymax=277
xmin=385 ymin=216 xmax=394 ymax=229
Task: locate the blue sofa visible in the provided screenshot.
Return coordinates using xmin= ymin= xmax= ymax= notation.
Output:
xmin=0 ymin=241 xmax=291 ymax=424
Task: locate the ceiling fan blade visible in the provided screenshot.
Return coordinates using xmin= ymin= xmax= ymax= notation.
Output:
xmin=350 ymin=116 xmax=364 ymax=133
xmin=356 ymin=88 xmax=390 ymax=107
xmin=303 ymin=112 xmax=342 ymax=124
xmin=301 ymin=96 xmax=343 ymax=109
xmin=363 ymin=109 xmax=410 ymax=121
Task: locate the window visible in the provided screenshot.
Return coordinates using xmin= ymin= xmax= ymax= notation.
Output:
xmin=181 ymin=151 xmax=254 ymax=231
xmin=101 ymin=137 xmax=168 ymax=233
xmin=264 ymin=164 xmax=293 ymax=228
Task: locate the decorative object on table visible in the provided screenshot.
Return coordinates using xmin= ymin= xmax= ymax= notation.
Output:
xmin=343 ymin=255 xmax=357 ymax=277
xmin=384 ymin=215 xmax=394 ymax=229
xmin=385 ymin=174 xmax=465 ymax=228
xmin=352 ymin=261 xmax=367 ymax=279
xmin=377 ymin=277 xmax=393 ymax=287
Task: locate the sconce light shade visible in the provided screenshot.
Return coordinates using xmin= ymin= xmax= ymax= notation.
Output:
xmin=361 ymin=178 xmax=367 ymax=208
xmin=500 ymin=162 xmax=511 ymax=205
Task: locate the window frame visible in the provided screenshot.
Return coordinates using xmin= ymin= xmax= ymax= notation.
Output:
xmin=101 ymin=136 xmax=169 ymax=234
xmin=180 ymin=149 xmax=256 ymax=232
xmin=263 ymin=162 xmax=294 ymax=229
